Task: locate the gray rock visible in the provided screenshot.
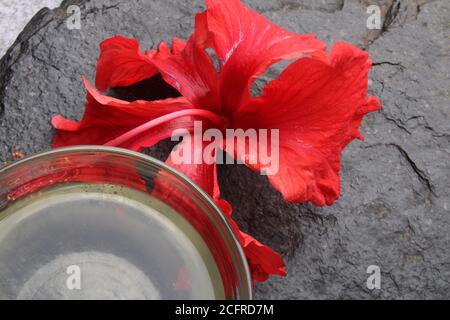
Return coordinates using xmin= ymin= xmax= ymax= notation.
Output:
xmin=0 ymin=0 xmax=449 ymax=299
xmin=0 ymin=0 xmax=61 ymax=57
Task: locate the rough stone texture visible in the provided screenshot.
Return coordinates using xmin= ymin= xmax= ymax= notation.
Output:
xmin=0 ymin=0 xmax=61 ymax=57
xmin=0 ymin=0 xmax=449 ymax=299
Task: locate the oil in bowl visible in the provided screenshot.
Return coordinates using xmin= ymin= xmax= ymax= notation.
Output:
xmin=0 ymin=147 xmax=252 ymax=300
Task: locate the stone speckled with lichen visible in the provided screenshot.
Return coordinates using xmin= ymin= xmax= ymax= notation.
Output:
xmin=0 ymin=0 xmax=449 ymax=299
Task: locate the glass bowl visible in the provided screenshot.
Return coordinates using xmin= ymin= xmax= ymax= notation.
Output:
xmin=0 ymin=146 xmax=252 ymax=300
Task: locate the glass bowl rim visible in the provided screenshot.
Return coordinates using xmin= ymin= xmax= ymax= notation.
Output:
xmin=0 ymin=145 xmax=253 ymax=299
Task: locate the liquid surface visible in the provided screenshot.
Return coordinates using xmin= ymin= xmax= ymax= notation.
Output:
xmin=0 ymin=184 xmax=224 ymax=300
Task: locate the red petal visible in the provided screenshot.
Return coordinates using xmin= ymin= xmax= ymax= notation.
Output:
xmin=165 ymin=138 xmax=219 ymax=197
xmin=171 ymin=38 xmax=187 ymax=54
xmin=95 ymin=36 xmax=159 ymax=92
xmin=233 ymin=42 xmax=381 ymax=206
xmin=240 ymin=231 xmax=287 ymax=283
xmin=160 ymin=139 xmax=286 ymax=283
xmin=152 ymin=37 xmax=221 ymax=112
xmin=196 ymin=0 xmax=326 ymax=113
xmin=217 ymin=198 xmax=286 ymax=284
xmin=95 ymin=36 xmax=186 ymax=92
xmin=52 ymin=78 xmax=190 ymax=150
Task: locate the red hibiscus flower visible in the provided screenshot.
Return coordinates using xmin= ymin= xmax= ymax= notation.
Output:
xmin=52 ymin=0 xmax=380 ymax=284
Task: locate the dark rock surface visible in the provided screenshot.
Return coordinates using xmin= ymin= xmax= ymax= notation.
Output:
xmin=0 ymin=0 xmax=449 ymax=299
